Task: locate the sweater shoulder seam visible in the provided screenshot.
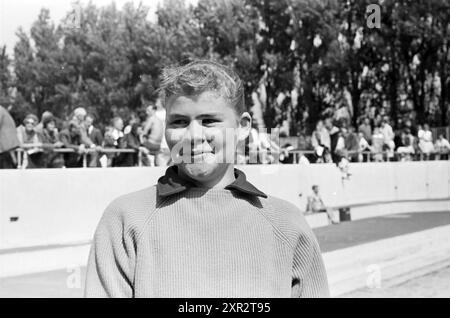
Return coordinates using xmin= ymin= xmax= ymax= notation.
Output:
xmin=252 ymin=199 xmax=296 ymax=250
xmin=133 ymin=196 xmax=171 ymax=243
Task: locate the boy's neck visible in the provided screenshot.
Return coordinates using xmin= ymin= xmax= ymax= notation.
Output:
xmin=179 ymin=164 xmax=236 ymax=189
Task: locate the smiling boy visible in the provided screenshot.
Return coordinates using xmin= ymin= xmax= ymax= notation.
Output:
xmin=85 ymin=60 xmax=329 ymax=298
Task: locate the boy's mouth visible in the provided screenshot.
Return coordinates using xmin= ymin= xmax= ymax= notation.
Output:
xmin=191 ymin=149 xmax=213 ymax=156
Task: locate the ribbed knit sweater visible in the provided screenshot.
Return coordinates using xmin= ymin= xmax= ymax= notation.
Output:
xmin=85 ymin=167 xmax=329 ymax=298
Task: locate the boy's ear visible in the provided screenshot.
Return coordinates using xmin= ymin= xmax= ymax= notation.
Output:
xmin=237 ymin=112 xmax=252 ymax=141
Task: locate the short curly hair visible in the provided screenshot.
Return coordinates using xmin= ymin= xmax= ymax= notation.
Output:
xmin=159 ymin=60 xmax=245 ymax=114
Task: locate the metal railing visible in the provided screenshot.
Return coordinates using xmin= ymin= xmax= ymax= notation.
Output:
xmin=288 ymin=149 xmax=450 ymax=163
xmin=15 ymin=146 xmax=143 ymax=169
xmin=13 ymin=146 xmax=449 ymax=169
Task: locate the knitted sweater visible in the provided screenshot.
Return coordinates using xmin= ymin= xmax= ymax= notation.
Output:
xmin=85 ymin=167 xmax=329 ymax=298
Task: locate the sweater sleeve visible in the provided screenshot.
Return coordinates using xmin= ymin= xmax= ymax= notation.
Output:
xmin=291 ymin=218 xmax=329 ymax=298
xmin=84 ymin=200 xmax=136 ymax=298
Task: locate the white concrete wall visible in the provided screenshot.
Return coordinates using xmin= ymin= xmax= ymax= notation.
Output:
xmin=1 ymin=162 xmax=449 ymax=250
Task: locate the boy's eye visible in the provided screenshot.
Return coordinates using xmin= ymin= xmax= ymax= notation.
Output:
xmin=201 ymin=118 xmax=221 ymax=126
xmin=170 ymin=119 xmax=189 ymax=127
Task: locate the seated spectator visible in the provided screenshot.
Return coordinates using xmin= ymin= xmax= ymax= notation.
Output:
xmin=59 ymin=121 xmax=86 ymax=168
xmin=397 ymin=128 xmax=415 ymax=161
xmin=40 ymin=115 xmax=65 ymax=168
xmin=334 ymin=128 xmax=347 ymax=163
xmin=435 ymin=134 xmax=450 ymax=160
xmin=371 ymin=126 xmax=384 ymax=162
xmin=306 ymin=185 xmax=337 ymax=225
xmin=17 ymin=114 xmax=46 ymax=168
xmin=344 ymin=126 xmax=359 ymax=162
xmin=120 ymin=123 xmax=148 ymax=167
xmin=418 ymin=124 xmax=435 ymax=159
xmin=358 ymin=117 xmax=372 ymax=144
xmin=358 ymin=132 xmax=371 ymax=162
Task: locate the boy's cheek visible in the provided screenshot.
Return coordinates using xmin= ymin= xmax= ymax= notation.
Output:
xmin=165 ymin=129 xmax=185 ymax=149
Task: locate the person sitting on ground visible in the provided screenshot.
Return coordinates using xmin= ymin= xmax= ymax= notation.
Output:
xmin=306 ymin=185 xmax=337 ymax=225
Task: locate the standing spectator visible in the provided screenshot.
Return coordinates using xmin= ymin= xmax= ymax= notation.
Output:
xmin=0 ymin=105 xmax=20 ymax=169
xmin=123 ymin=112 xmax=140 ymax=135
xmin=334 ymin=128 xmax=347 ymax=163
xmin=106 ymin=116 xmax=127 ymax=167
xmin=85 ymin=113 xmax=103 ymax=167
xmin=17 ymin=114 xmax=46 ymax=168
xmin=121 ymin=123 xmax=149 ymax=167
xmin=324 ymin=117 xmax=340 ymax=163
xmin=35 ymin=111 xmax=54 ymax=135
xmin=85 ymin=114 xmax=103 ymax=147
xmin=435 ymin=134 xmax=450 ymax=160
xmin=380 ymin=116 xmax=395 ymax=159
xmin=358 ymin=117 xmax=372 ymax=143
xmin=40 ymin=115 xmax=65 ymax=168
xmin=418 ymin=124 xmax=435 ymax=159
xmin=306 ymin=185 xmax=337 ymax=225
xmin=142 ymin=105 xmax=164 ymax=166
xmin=72 ymin=107 xmax=95 ymax=147
xmin=59 ymin=121 xmax=86 ymax=168
xmin=154 ymin=99 xmax=171 ymax=166
xmin=311 ymin=120 xmax=331 ymax=163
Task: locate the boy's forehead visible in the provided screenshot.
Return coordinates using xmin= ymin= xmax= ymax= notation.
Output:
xmin=165 ymin=91 xmax=236 ymax=115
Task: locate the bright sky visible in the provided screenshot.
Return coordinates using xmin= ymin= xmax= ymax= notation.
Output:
xmin=0 ymin=0 xmax=197 ymax=56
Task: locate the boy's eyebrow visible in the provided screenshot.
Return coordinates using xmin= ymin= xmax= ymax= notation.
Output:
xmin=167 ymin=112 xmax=226 ymax=119
xmin=197 ymin=112 xmax=225 ymax=119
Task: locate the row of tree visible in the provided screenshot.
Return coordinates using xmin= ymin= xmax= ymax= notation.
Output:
xmin=0 ymin=0 xmax=448 ymax=134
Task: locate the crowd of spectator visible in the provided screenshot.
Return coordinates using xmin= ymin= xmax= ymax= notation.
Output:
xmin=294 ymin=114 xmax=450 ymax=165
xmin=0 ymin=103 xmax=170 ymax=169
xmin=1 ymin=103 xmax=449 ymax=169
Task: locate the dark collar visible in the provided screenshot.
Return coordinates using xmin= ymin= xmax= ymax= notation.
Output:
xmin=157 ymin=166 xmax=267 ymax=198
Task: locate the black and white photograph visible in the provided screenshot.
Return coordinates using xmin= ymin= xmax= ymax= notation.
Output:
xmin=0 ymin=0 xmax=449 ymax=301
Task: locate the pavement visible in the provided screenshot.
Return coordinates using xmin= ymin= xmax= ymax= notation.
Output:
xmin=342 ymin=265 xmax=450 ymax=298
xmin=1 ymin=211 xmax=449 ymax=298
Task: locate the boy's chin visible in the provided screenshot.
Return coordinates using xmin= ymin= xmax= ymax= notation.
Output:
xmin=180 ymin=163 xmax=225 ymax=183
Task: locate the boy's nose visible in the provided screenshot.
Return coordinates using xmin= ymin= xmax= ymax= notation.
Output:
xmin=187 ymin=120 xmax=206 ymax=144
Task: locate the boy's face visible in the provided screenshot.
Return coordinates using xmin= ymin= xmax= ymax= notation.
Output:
xmin=165 ymin=91 xmax=250 ymax=185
